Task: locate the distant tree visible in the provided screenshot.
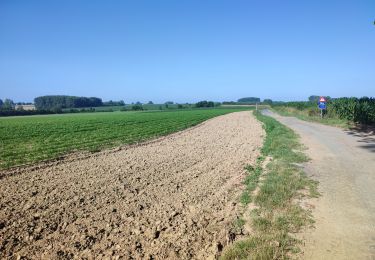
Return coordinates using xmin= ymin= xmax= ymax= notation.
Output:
xmin=237 ymin=97 xmax=260 ymax=103
xmin=308 ymin=95 xmax=320 ymax=103
xmin=52 ymin=107 xmax=63 ymax=113
xmin=135 ymin=101 xmax=142 ymax=105
xmin=132 ymin=104 xmax=143 ymax=111
xmin=103 ymin=100 xmax=124 ymax=106
xmin=148 ymin=101 xmax=154 ymax=104
xmin=177 ymin=104 xmax=183 ymax=109
xmin=2 ymin=99 xmax=15 ymax=110
xmin=34 ymin=95 xmax=102 ymax=110
xmin=195 ymin=100 xmax=215 ymax=108
xmin=88 ymin=97 xmax=103 ymax=107
xmin=165 ymin=101 xmax=174 ymax=105
xmin=0 ymin=99 xmax=3 ymax=108
xmin=263 ymin=99 xmax=273 ymax=105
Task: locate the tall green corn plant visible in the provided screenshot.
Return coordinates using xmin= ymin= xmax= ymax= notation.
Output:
xmin=331 ymin=97 xmax=375 ymax=124
xmin=331 ymin=98 xmax=356 ymax=121
xmin=356 ymin=97 xmax=375 ymax=124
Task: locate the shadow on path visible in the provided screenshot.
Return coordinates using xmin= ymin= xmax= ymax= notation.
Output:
xmin=345 ymin=125 xmax=375 ymax=153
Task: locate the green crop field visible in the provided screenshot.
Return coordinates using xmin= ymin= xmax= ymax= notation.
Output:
xmin=0 ymin=108 xmax=251 ymax=169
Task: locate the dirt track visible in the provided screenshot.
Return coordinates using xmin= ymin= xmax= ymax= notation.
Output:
xmin=263 ymin=110 xmax=375 ymax=259
xmin=0 ymin=111 xmax=263 ymax=259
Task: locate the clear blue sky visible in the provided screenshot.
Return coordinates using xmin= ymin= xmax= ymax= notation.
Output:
xmin=0 ymin=0 xmax=374 ymax=103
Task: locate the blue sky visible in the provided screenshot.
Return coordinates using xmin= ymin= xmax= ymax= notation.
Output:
xmin=0 ymin=0 xmax=374 ymax=103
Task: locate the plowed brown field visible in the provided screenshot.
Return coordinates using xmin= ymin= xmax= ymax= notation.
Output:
xmin=0 ymin=111 xmax=263 ymax=259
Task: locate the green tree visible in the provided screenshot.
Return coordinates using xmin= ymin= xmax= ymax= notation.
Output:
xmin=34 ymin=95 xmax=103 ymax=110
xmin=263 ymin=99 xmax=273 ymax=105
xmin=2 ymin=99 xmax=14 ymax=110
xmin=132 ymin=104 xmax=143 ymax=111
xmin=0 ymin=99 xmax=3 ymax=108
xmin=237 ymin=97 xmax=260 ymax=103
xmin=196 ymin=101 xmax=215 ymax=108
xmin=308 ymin=95 xmax=320 ymax=103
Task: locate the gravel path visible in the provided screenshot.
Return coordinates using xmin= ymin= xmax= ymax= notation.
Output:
xmin=0 ymin=111 xmax=263 ymax=259
xmin=262 ymin=110 xmax=375 ymax=260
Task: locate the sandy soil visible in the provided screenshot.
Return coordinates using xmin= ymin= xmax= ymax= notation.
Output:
xmin=0 ymin=111 xmax=264 ymax=259
xmin=263 ymin=110 xmax=375 ymax=260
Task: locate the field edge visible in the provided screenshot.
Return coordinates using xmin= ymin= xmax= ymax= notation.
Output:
xmin=220 ymin=110 xmax=319 ymax=259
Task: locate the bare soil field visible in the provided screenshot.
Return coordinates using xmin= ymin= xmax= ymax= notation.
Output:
xmin=0 ymin=111 xmax=263 ymax=259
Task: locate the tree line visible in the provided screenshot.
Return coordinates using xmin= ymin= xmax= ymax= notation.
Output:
xmin=223 ymin=97 xmax=262 ymax=105
xmin=0 ymin=98 xmax=15 ymax=110
xmin=195 ymin=101 xmax=216 ymax=108
xmin=237 ymin=97 xmax=261 ymax=103
xmin=34 ymin=95 xmax=103 ymax=110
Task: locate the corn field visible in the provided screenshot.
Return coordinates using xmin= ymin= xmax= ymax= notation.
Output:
xmin=272 ymin=97 xmax=375 ymax=125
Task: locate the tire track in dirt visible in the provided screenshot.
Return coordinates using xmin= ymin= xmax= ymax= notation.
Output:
xmin=0 ymin=111 xmax=263 ymax=259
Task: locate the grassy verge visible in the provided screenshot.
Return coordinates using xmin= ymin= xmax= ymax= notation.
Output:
xmin=240 ymin=157 xmax=264 ymax=205
xmin=272 ymin=106 xmax=350 ymax=128
xmin=222 ymin=111 xmax=318 ymax=259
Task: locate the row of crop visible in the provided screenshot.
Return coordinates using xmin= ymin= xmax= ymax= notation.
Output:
xmin=329 ymin=97 xmax=375 ymax=124
xmin=272 ymin=97 xmax=375 ymax=124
